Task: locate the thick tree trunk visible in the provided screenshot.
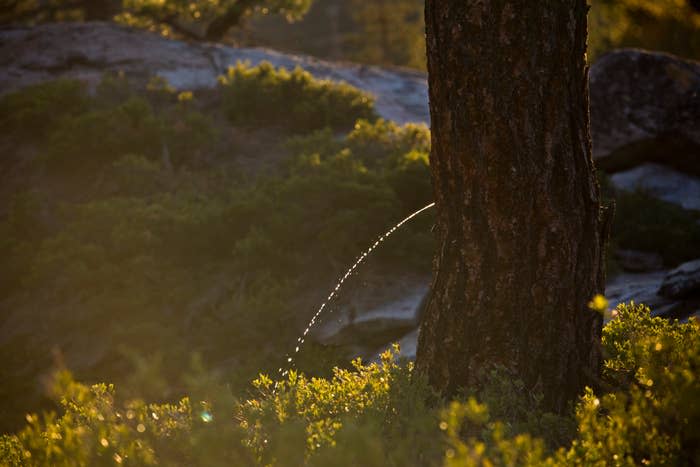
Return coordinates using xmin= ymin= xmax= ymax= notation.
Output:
xmin=415 ymin=0 xmax=605 ymax=413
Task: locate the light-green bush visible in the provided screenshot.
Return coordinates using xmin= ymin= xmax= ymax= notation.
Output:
xmin=0 ymin=79 xmax=89 ymax=140
xmin=220 ymin=61 xmax=377 ymax=132
xmin=612 ymin=190 xmax=700 ymax=266
xmin=4 ymin=308 xmax=697 ymax=465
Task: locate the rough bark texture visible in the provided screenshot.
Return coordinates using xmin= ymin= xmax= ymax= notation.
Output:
xmin=415 ymin=0 xmax=605 ymax=413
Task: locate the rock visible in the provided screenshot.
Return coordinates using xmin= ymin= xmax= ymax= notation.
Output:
xmin=0 ymin=22 xmax=429 ymax=125
xmin=310 ymin=274 xmax=429 ymax=359
xmin=590 ymin=49 xmax=700 ymax=174
xmin=610 ymin=163 xmax=700 ymax=211
xmin=5 ymin=25 xmax=700 ymax=165
xmin=606 ymin=271 xmax=678 ymax=317
xmin=659 ymin=258 xmax=700 ymax=299
xmin=614 ymin=248 xmax=665 ymax=272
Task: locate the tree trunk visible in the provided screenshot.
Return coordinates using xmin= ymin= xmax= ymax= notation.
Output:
xmin=83 ymin=0 xmax=120 ymax=21
xmin=415 ymin=0 xmax=606 ymax=413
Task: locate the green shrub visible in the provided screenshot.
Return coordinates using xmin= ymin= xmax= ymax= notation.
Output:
xmin=288 ymin=119 xmax=430 ymax=167
xmin=239 ymin=346 xmax=443 ymax=466
xmin=611 ymin=190 xmax=700 ymax=266
xmin=0 ymin=371 xmax=253 ymax=466
xmin=567 ymin=304 xmax=700 ymax=466
xmin=0 ymin=79 xmax=89 ymax=140
xmin=106 ymin=154 xmax=167 ymax=197
xmin=220 ymin=61 xmax=377 ymax=132
xmin=46 ymin=96 xmax=162 ymax=171
xmin=3 ymin=306 xmax=699 ymax=466
xmin=239 ymin=305 xmax=700 ymax=466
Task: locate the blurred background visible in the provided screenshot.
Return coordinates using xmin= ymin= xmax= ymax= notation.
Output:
xmin=3 ymin=0 xmax=700 ymax=68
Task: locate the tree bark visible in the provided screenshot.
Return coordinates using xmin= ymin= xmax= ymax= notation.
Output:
xmin=415 ymin=0 xmax=605 ymax=413
xmin=205 ymin=0 xmax=257 ymax=41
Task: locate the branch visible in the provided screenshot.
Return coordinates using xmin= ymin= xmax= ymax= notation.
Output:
xmin=159 ymin=13 xmax=205 ymax=41
xmin=204 ymin=0 xmax=257 ymax=41
xmin=134 ymin=6 xmax=205 ymax=41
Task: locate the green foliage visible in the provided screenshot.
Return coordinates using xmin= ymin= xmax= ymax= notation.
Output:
xmin=3 ymin=308 xmax=699 ymax=465
xmin=47 ymin=96 xmax=162 ymax=171
xmin=0 ymin=77 xmax=433 ymax=433
xmin=288 ymin=118 xmax=431 ymax=212
xmin=612 ymin=190 xmax=700 ymax=265
xmin=235 ymin=305 xmax=700 ymax=466
xmin=239 ymin=346 xmax=442 ymax=466
xmin=348 ymin=0 xmax=425 ymax=69
xmin=2 ymin=0 xmax=312 ymax=42
xmin=220 ymin=61 xmax=377 ymax=132
xmin=0 ymin=79 xmax=89 ymax=140
xmin=567 ymin=304 xmax=700 ymax=466
xmin=0 ymin=370 xmax=253 ymax=466
xmin=589 ymin=0 xmax=700 ymax=60
xmin=0 ymin=75 xmax=218 ymax=172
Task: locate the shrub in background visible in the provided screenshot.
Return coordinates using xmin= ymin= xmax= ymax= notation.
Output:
xmin=220 ymin=61 xmax=377 ymax=132
xmin=612 ymin=190 xmax=700 ymax=266
xmin=2 ymin=306 xmax=698 ymax=466
xmin=0 ymin=79 xmax=89 ymax=140
xmin=46 ymin=96 xmax=162 ymax=171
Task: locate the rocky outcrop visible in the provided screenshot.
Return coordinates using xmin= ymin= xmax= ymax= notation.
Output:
xmin=610 ymin=163 xmax=700 ymax=212
xmin=310 ymin=274 xmax=429 ymax=360
xmin=590 ymin=49 xmax=700 ymax=174
xmin=606 ymin=271 xmax=678 ymax=317
xmin=659 ymin=258 xmax=700 ymax=299
xmin=5 ymin=25 xmax=700 ymax=166
xmin=0 ymin=22 xmax=428 ymax=125
xmin=614 ymin=249 xmax=664 ymax=273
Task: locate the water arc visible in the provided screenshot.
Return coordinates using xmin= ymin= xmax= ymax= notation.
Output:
xmin=278 ymin=202 xmax=436 ymax=378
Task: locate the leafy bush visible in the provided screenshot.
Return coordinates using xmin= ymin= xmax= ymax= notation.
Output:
xmin=568 ymin=304 xmax=700 ymax=466
xmin=220 ymin=61 xmax=377 ymax=132
xmin=287 ymin=119 xmax=432 ymax=213
xmin=0 ymin=371 xmax=253 ymax=466
xmin=0 ymin=76 xmax=217 ymax=173
xmin=0 ymin=79 xmax=89 ymax=140
xmin=239 ymin=346 xmax=442 ymax=466
xmin=46 ymin=96 xmax=162 ymax=171
xmin=612 ymin=190 xmax=700 ymax=266
xmin=6 ymin=307 xmax=697 ymax=466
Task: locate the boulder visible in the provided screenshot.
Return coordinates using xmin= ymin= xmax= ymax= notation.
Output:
xmin=610 ymin=163 xmax=700 ymax=211
xmin=614 ymin=248 xmax=665 ymax=272
xmin=606 ymin=271 xmax=677 ymax=316
xmin=0 ymin=22 xmax=429 ymax=125
xmin=310 ymin=274 xmax=429 ymax=359
xmin=590 ymin=49 xmax=700 ymax=174
xmin=659 ymin=258 xmax=700 ymax=299
xmin=605 ymin=271 xmax=699 ymax=320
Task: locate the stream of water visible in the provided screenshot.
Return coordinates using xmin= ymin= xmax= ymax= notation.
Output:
xmin=278 ymin=202 xmax=436 ymax=378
